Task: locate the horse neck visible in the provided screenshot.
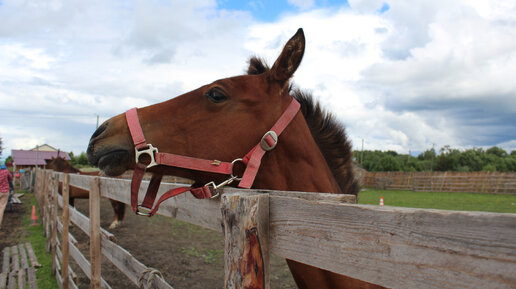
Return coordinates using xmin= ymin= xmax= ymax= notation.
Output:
xmin=253 ymin=114 xmax=342 ymax=194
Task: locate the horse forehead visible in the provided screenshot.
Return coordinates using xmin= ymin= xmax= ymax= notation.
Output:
xmin=212 ymin=74 xmax=265 ymax=91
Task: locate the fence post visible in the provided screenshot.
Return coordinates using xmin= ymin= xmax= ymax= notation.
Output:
xmin=51 ymin=173 xmax=59 ymax=272
xmin=38 ymin=170 xmax=47 ymax=218
xmin=62 ymin=173 xmax=70 ymax=289
xmin=221 ymin=192 xmax=270 ymax=289
xmin=90 ymin=177 xmax=102 ymax=289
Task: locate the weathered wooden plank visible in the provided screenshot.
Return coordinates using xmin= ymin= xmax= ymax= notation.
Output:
xmin=24 ymin=243 xmax=40 ymax=268
xmin=68 ymin=237 xmax=111 ymax=289
xmin=51 ymin=175 xmax=59 ymax=276
xmin=17 ymin=267 xmax=25 ymax=289
xmin=62 ymin=173 xmax=70 ymax=289
xmin=10 ymin=247 xmax=18 ymax=273
xmin=56 ymin=217 xmax=78 ymax=247
xmin=17 ymin=244 xmax=28 ymax=270
xmin=221 ymin=192 xmax=270 ymax=289
xmin=7 ymin=272 xmax=15 ymax=289
xmin=269 ymin=197 xmax=516 ymax=289
xmin=1 ymin=248 xmax=9 ymax=274
xmin=67 ymin=173 xmax=93 ymax=191
xmin=96 ymin=176 xmax=355 ymax=232
xmin=55 ymin=242 xmax=78 ymax=286
xmin=90 ymin=177 xmax=102 ymax=289
xmin=0 ymin=273 xmax=6 ymax=289
xmin=55 ymin=268 xmax=63 ymax=289
xmin=27 ymin=267 xmax=37 ymax=289
xmin=66 ymin=199 xmax=116 ymax=242
xmin=101 ymin=238 xmax=174 ymax=289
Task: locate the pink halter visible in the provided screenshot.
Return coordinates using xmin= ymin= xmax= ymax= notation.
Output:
xmin=125 ymin=98 xmax=300 ymax=216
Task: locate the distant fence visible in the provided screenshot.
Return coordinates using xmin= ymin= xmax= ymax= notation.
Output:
xmin=364 ymin=171 xmax=516 ymax=194
xmin=34 ymin=169 xmax=516 ymax=288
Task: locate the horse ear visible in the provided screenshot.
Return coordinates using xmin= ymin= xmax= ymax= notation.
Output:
xmin=269 ymin=28 xmax=305 ymax=83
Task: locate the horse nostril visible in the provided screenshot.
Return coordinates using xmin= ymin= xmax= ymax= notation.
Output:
xmin=91 ymin=121 xmax=109 ymax=139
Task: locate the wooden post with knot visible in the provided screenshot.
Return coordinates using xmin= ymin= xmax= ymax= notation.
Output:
xmin=221 ymin=192 xmax=270 ymax=289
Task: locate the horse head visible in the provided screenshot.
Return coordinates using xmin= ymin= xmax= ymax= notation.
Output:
xmin=86 ymin=29 xmax=318 ymax=188
xmin=47 ymin=156 xmax=80 ymax=174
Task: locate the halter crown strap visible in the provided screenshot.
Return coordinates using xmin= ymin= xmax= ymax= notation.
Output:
xmin=238 ymin=98 xmax=300 ymax=188
xmin=126 ymin=97 xmax=300 ymax=216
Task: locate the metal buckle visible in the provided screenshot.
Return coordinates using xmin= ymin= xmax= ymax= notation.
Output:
xmin=135 ymin=144 xmax=159 ymax=168
xmin=260 ymin=131 xmax=278 ymax=151
xmin=203 ymin=158 xmax=246 ymax=199
xmin=136 ymin=205 xmax=152 ymax=216
xmin=205 ymin=176 xmax=237 ymax=199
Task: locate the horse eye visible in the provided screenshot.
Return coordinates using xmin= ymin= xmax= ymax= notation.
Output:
xmin=205 ymin=88 xmax=228 ymax=103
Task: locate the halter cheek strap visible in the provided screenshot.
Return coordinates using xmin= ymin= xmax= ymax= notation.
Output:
xmin=126 ymin=98 xmax=300 ymax=217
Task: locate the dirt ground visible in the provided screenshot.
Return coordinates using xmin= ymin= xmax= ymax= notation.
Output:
xmin=0 ymin=199 xmax=28 ymax=252
xmin=68 ymin=196 xmax=297 ymax=289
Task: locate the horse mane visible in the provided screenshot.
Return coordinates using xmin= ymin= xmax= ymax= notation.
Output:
xmin=248 ymin=57 xmax=359 ymax=195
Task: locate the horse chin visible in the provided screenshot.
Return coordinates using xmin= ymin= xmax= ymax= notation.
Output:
xmin=97 ymin=150 xmax=132 ymax=177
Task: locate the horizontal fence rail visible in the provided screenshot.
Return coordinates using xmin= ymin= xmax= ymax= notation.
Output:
xmin=364 ymin=171 xmax=516 ymax=194
xmin=37 ymin=170 xmax=516 ymax=288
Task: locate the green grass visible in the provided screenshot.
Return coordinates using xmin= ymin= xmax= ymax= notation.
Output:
xmin=181 ymin=246 xmax=224 ymax=264
xmin=358 ymin=189 xmax=516 ymax=213
xmin=21 ymin=191 xmax=59 ymax=288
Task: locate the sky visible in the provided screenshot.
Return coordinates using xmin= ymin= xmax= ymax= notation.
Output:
xmin=0 ymin=0 xmax=515 ymax=159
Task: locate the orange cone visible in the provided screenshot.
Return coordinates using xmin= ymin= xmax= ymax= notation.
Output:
xmin=379 ymin=197 xmax=384 ymax=206
xmin=31 ymin=205 xmax=38 ymax=226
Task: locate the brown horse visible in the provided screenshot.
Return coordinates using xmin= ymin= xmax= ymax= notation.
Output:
xmin=46 ymin=157 xmax=126 ymax=229
xmin=87 ymin=29 xmax=384 ymax=289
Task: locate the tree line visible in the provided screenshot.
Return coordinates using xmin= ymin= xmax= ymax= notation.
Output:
xmin=354 ymin=146 xmax=516 ymax=172
xmin=69 ymin=151 xmax=90 ymax=167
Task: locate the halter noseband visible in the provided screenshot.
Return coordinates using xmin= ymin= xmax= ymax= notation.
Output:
xmin=125 ymin=97 xmax=301 ymax=216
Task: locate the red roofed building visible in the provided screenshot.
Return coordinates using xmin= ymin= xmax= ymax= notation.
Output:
xmin=11 ymin=144 xmax=71 ymax=171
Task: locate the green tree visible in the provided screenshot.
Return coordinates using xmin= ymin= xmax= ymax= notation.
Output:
xmin=373 ymin=155 xmax=402 ymax=171
xmin=486 ymin=146 xmax=507 ymax=158
xmin=482 ymin=164 xmax=496 ymax=172
xmin=458 ymin=148 xmax=484 ymax=171
xmin=436 ymin=146 xmax=461 ymax=171
xmin=77 ymin=152 xmax=89 ymax=166
xmin=418 ymin=148 xmax=436 ymax=161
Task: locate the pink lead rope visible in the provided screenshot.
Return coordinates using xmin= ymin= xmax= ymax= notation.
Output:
xmin=125 ymin=98 xmax=301 ymax=216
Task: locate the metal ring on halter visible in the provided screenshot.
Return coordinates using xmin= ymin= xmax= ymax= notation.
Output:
xmin=135 ymin=144 xmax=159 ymax=168
xmin=136 ymin=205 xmax=152 ymax=216
xmin=230 ymin=158 xmax=244 ymax=180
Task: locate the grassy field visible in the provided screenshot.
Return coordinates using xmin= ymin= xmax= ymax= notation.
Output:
xmin=358 ymin=189 xmax=516 ymax=213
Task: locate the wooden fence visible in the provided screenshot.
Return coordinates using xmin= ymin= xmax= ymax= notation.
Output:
xmin=35 ymin=169 xmax=516 ymax=289
xmin=35 ymin=170 xmax=175 ymax=289
xmin=364 ymin=171 xmax=516 ymax=194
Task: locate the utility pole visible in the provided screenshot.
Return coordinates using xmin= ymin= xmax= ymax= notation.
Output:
xmin=35 ymin=145 xmax=39 ymax=170
xmin=361 ymin=139 xmax=364 ymax=166
xmin=431 ymin=143 xmax=435 ymax=172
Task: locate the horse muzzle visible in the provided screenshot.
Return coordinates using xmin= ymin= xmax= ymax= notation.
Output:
xmin=87 ymin=116 xmax=134 ymax=176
